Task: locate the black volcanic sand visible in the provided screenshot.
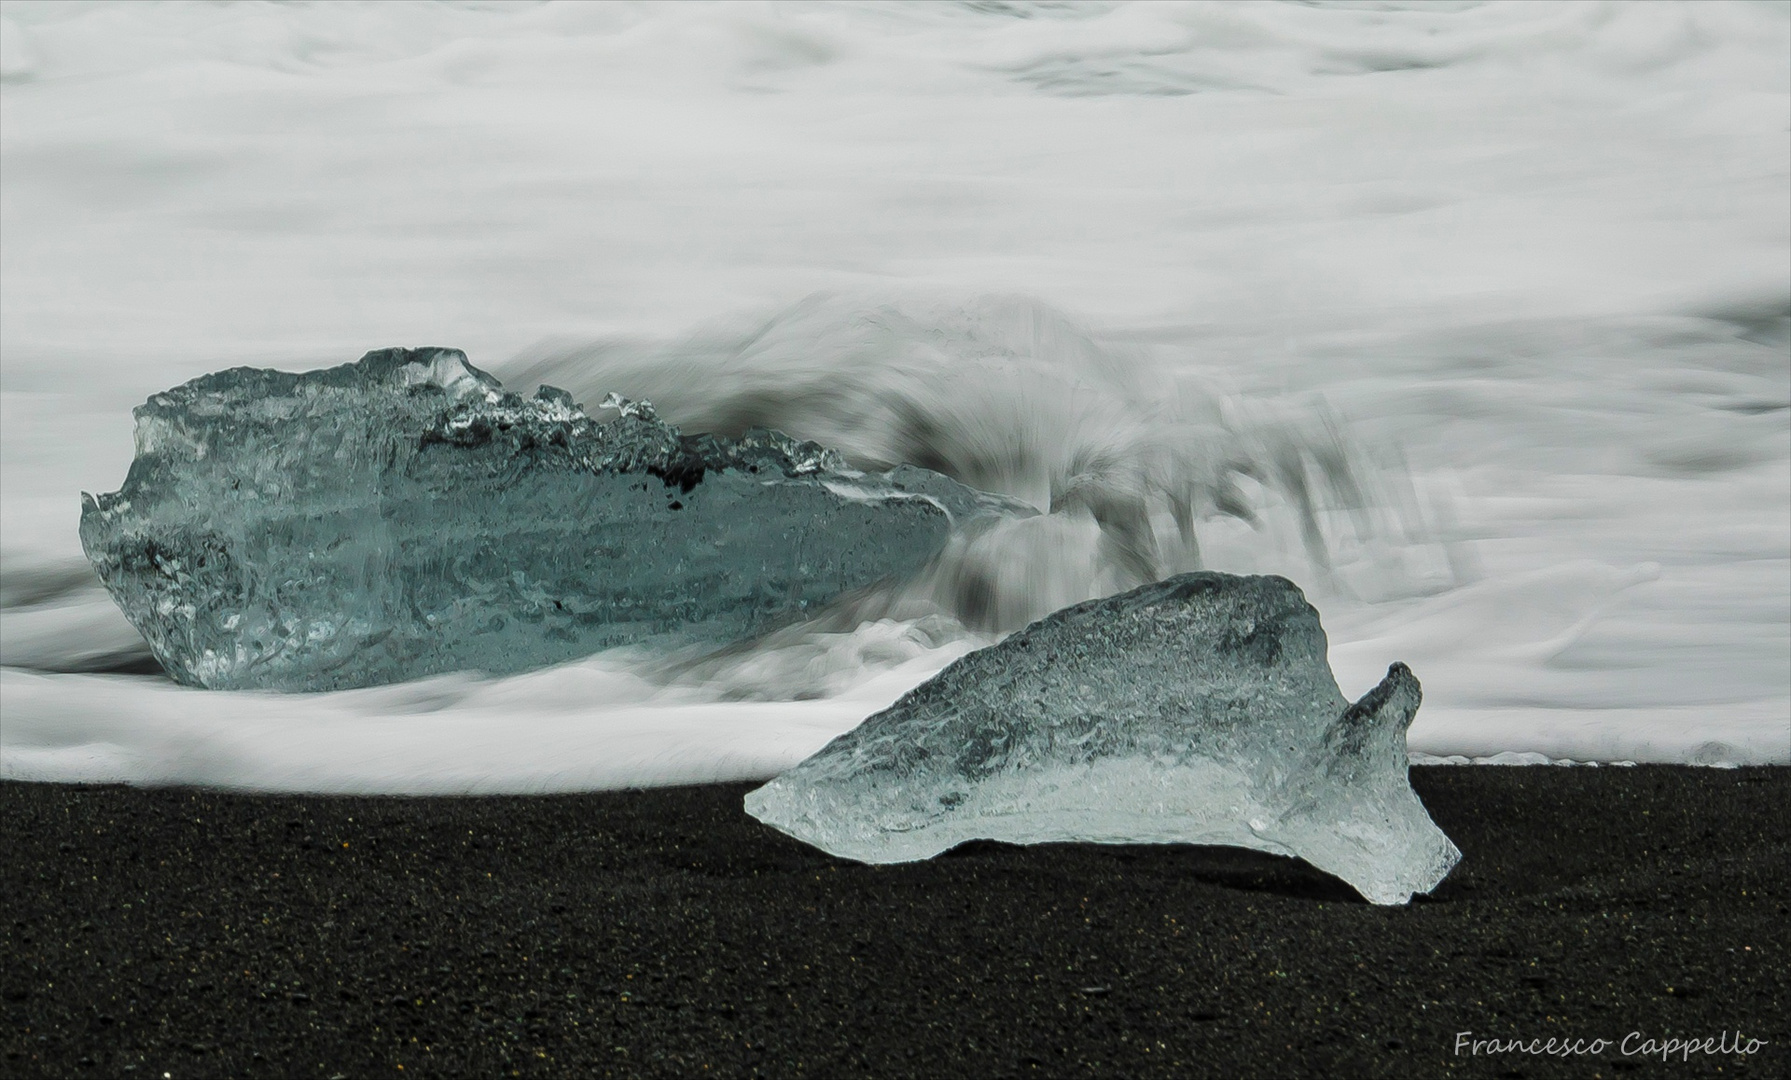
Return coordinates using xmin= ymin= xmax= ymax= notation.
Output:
xmin=3 ymin=767 xmax=1785 ymax=1078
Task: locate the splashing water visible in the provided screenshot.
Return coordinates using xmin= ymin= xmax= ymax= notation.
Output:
xmin=503 ymin=292 xmax=1437 ymax=633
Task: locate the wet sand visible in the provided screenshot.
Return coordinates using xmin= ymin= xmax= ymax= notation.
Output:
xmin=3 ymin=766 xmax=1785 ymax=1077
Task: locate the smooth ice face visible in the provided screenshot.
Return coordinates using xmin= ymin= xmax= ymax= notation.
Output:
xmin=745 ymin=572 xmax=1461 ymax=905
xmin=79 ymin=347 xmax=1030 ymax=692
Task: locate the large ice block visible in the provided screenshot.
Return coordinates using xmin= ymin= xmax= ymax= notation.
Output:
xmin=745 ymin=572 xmax=1460 ymax=904
xmin=79 ymin=347 xmax=1025 ymax=691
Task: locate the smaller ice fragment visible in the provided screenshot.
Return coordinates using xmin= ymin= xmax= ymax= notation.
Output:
xmin=745 ymin=572 xmax=1461 ymax=905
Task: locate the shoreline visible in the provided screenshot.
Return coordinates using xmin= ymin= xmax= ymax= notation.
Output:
xmin=4 ymin=766 xmax=1786 ymax=1077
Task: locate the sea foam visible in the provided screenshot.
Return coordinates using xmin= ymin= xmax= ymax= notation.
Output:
xmin=2 ymin=1 xmax=1785 ymax=789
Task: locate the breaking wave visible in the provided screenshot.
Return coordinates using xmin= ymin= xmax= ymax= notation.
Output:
xmin=503 ymin=292 xmax=1453 ymax=634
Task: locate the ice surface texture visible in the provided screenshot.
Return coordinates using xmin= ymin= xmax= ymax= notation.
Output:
xmin=79 ymin=347 xmax=1026 ymax=692
xmin=745 ymin=572 xmax=1461 ymax=905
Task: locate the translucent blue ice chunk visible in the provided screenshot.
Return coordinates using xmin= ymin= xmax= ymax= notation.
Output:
xmin=745 ymin=572 xmax=1460 ymax=905
xmin=79 ymin=347 xmax=1023 ymax=691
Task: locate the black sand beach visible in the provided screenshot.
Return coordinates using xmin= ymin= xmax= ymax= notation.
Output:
xmin=3 ymin=766 xmax=1785 ymax=1078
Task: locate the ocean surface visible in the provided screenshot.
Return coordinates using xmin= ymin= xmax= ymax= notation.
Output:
xmin=1 ymin=0 xmax=1786 ymax=791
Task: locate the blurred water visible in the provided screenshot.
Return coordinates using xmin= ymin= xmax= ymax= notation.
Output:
xmin=1 ymin=1 xmax=1786 ymax=790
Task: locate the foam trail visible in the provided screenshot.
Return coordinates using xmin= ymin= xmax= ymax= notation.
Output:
xmin=0 ymin=622 xmax=984 ymax=793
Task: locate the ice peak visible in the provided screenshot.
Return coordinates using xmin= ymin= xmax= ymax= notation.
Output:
xmin=598 ymin=391 xmax=659 ymax=421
